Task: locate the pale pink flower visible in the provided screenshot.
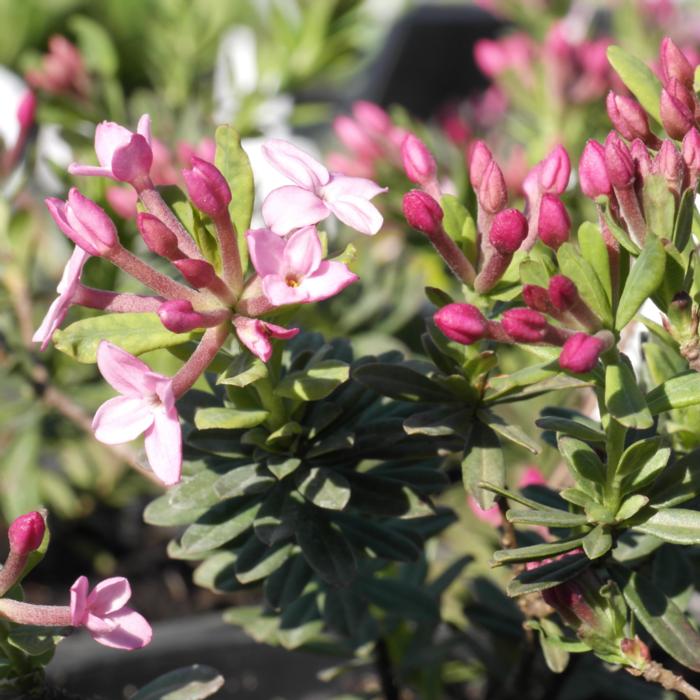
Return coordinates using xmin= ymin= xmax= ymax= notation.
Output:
xmin=92 ymin=341 xmax=182 ymax=486
xmin=33 ymin=247 xmax=90 ymax=350
xmin=69 ymin=114 xmax=153 ymax=188
xmin=261 ymin=139 xmax=386 ymax=235
xmin=247 ymin=226 xmax=358 ymax=307
xmin=70 ymin=576 xmax=152 ymax=650
xmin=233 ymin=316 xmax=299 ymax=362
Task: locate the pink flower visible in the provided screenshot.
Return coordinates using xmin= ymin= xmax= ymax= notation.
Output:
xmin=92 ymin=341 xmax=181 ymax=486
xmin=247 ymin=226 xmax=358 ymax=306
xmin=233 ymin=316 xmax=299 ymax=362
xmin=261 ymin=139 xmax=386 ymax=235
xmin=69 ymin=114 xmax=153 ymax=189
xmin=70 ymin=576 xmax=152 ymax=650
xmin=45 ymin=188 xmax=118 ymax=256
xmin=8 ymin=512 xmax=45 ymax=555
xmin=33 ymin=247 xmax=90 ymax=350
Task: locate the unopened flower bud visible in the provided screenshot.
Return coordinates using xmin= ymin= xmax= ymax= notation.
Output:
xmin=502 ymin=308 xmax=548 ymax=343
xmin=469 ymin=140 xmax=493 ymax=190
xmin=489 ymin=208 xmax=528 ymax=254
xmin=434 ymin=303 xmax=488 ymax=345
xmin=478 ymin=160 xmax=508 ymax=214
xmin=605 ymin=132 xmax=635 ymax=188
xmin=653 ymin=139 xmax=685 ymax=192
xmin=157 ymin=300 xmax=226 ymax=333
xmin=402 ymin=190 xmax=443 ymax=235
xmin=682 ymin=128 xmax=700 ymax=175
xmin=16 ymin=91 xmax=37 ymax=132
xmin=352 ymin=101 xmax=392 ymax=135
xmin=8 ymin=511 xmax=45 ymax=555
xmin=620 ymin=637 xmax=651 ymax=668
xmin=137 ymin=213 xmax=182 ymax=260
xmin=579 ymin=140 xmax=611 ymax=199
xmin=660 ymin=88 xmax=696 ymax=141
xmin=606 ymin=92 xmax=655 ymax=145
xmin=548 ymin=275 xmax=578 ymax=311
xmin=660 ymin=37 xmax=695 ymax=90
xmin=539 ymin=145 xmax=570 ymax=194
xmin=538 ymin=194 xmax=570 ymax=249
xmin=172 ymin=258 xmax=216 ymax=288
xmin=522 ymin=284 xmax=551 ymax=313
xmin=182 ymin=156 xmax=231 ymax=218
xmin=401 ymin=133 xmax=437 ymax=186
xmin=333 ymin=115 xmax=379 ymax=158
xmin=558 ymin=332 xmax=606 ymax=373
xmin=630 ymin=138 xmax=653 ymax=179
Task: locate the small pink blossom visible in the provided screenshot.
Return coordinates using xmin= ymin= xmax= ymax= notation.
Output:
xmin=261 ymin=139 xmax=386 ymax=236
xmin=33 ymin=247 xmax=90 ymax=350
xmin=92 ymin=341 xmax=182 ymax=486
xmin=70 ymin=576 xmax=152 ymax=650
xmin=233 ymin=316 xmax=299 ymax=363
xmin=247 ymin=226 xmax=358 ymax=307
xmin=69 ymin=114 xmax=153 ymax=188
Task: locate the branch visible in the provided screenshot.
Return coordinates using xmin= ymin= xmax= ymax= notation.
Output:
xmin=627 ymin=661 xmax=700 ymax=700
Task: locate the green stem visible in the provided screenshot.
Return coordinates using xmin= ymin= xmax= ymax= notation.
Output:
xmin=605 ymin=417 xmax=627 ymax=510
xmin=254 ymin=378 xmax=286 ymax=431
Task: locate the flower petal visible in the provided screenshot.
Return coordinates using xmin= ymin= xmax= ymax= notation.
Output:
xmin=86 ymin=607 xmax=152 ymax=650
xmin=87 ymin=577 xmax=132 ymax=616
xmin=322 ymin=175 xmax=387 ymax=200
xmin=325 ymin=194 xmax=384 ymax=236
xmin=94 ymin=121 xmax=133 ymax=168
xmin=144 ymin=407 xmax=182 ymax=486
xmin=67 ymin=164 xmax=115 ymax=179
xmin=233 ymin=317 xmax=273 ymax=362
xmin=298 ymin=260 xmax=358 ymax=302
xmin=282 ymin=226 xmax=322 ymax=278
xmin=262 ymin=275 xmax=310 ymax=306
xmin=136 ymin=114 xmax=152 ymax=146
xmin=70 ymin=576 xmax=89 ymax=626
xmin=261 ymin=139 xmax=330 ymax=190
xmin=96 ymin=341 xmax=154 ymax=397
xmin=261 ymin=186 xmax=329 ymax=235
xmin=246 ymin=227 xmax=287 ymax=277
xmin=92 ymin=396 xmax=154 ymax=444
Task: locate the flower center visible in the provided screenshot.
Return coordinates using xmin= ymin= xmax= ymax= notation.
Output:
xmin=286 ymin=275 xmax=299 ymax=288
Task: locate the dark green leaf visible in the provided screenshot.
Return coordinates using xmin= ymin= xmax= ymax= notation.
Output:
xmin=506 ymin=509 xmax=588 ymax=528
xmin=461 ymin=422 xmax=504 ymax=509
xmin=477 ymin=409 xmax=539 ymax=453
xmin=131 ymin=665 xmax=224 ymax=700
xmin=673 ymin=188 xmax=695 ymax=251
xmin=357 ymin=576 xmax=439 ymax=622
xmin=213 ymin=464 xmax=275 ymax=500
xmin=536 ymin=415 xmax=605 ymax=443
xmin=296 ymin=467 xmax=351 ymax=511
xmin=558 ymin=436 xmax=606 ymax=488
xmin=492 ymin=537 xmax=584 ymax=566
xmin=352 ymin=363 xmax=453 ymax=402
xmin=507 ymin=554 xmax=590 ymax=596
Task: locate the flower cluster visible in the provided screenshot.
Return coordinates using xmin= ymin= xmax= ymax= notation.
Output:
xmin=34 ymin=116 xmax=386 ymax=485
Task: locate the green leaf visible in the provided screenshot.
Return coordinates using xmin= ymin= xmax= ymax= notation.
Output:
xmin=296 ymin=507 xmax=357 ymax=586
xmin=194 ymin=407 xmax=269 ymax=430
xmin=144 ymin=494 xmax=207 ymax=527
xmin=615 ymin=236 xmax=666 ymax=330
xmin=477 ymin=409 xmax=539 ymax=453
xmin=218 ymin=353 xmax=268 ymax=387
xmin=673 ymin=188 xmax=695 ymax=251
xmin=582 ymin=525 xmax=612 ymax=559
xmin=616 ymin=495 xmax=650 ymax=522
xmin=461 ymin=422 xmax=504 ymax=509
xmin=614 ymin=566 xmax=700 ymax=671
xmin=403 ymin=405 xmax=472 ymax=437
xmin=332 ymin=513 xmax=421 ymax=562
xmin=357 ymin=576 xmax=439 ymax=622
xmin=7 ymin=625 xmax=69 ymax=657
xmin=557 ymin=242 xmax=613 ymax=326
xmin=558 ymin=436 xmax=606 ymax=488
xmin=635 ymin=508 xmax=700 ymax=544
xmin=278 ymin=591 xmax=324 ymax=650
xmin=53 ymin=313 xmax=194 ymax=363
xmin=234 ymin=538 xmax=293 ymax=584
xmin=296 ymin=467 xmax=351 ymax=511
xmin=607 ymin=45 xmax=662 ymax=124
xmin=642 ymin=175 xmax=675 ymax=239
xmin=615 ymin=438 xmax=666 ymax=479
xmin=506 ymin=509 xmax=588 ymax=528
xmin=352 ymin=363 xmax=452 ymax=402
xmin=215 ymin=125 xmax=254 ymax=269
xmin=267 ymin=456 xmax=302 ymax=480
xmin=492 ymin=537 xmax=584 ymax=566
xmin=605 ymin=357 xmax=653 ymax=430
xmin=578 ymin=222 xmax=612 ymax=304
xmin=536 ymin=415 xmax=605 ymax=443
xmin=647 ymin=373 xmax=700 ymax=414
xmin=507 ymin=554 xmax=590 ymax=596
xmin=264 ymin=555 xmax=313 ymax=609
xmin=214 ymin=465 xmax=276 ymax=500
xmin=131 ymin=665 xmax=224 ymax=700
xmin=68 ymin=16 xmax=118 ymax=78
xmin=276 ymin=360 xmax=350 ymax=400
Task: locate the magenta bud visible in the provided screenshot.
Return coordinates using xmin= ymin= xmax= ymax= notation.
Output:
xmin=8 ymin=511 xmax=45 ymax=555
xmin=401 ymin=133 xmax=437 ymax=185
xmin=469 ymin=140 xmax=493 ymax=190
xmin=182 ymin=156 xmax=231 ymax=217
xmin=16 ymin=91 xmax=37 ymax=131
xmin=579 ymin=140 xmax=612 ymax=199
xmin=660 ymin=87 xmax=696 ymax=140
xmin=111 ymin=134 xmax=153 ymax=187
xmin=157 ymin=300 xmax=211 ymax=333
xmin=489 ymin=208 xmax=528 ymax=254
xmin=137 ymin=213 xmax=182 ymax=260
xmin=606 ymin=92 xmax=654 ymax=144
xmin=522 ymin=284 xmax=551 ymax=313
xmin=604 ymin=132 xmax=635 ymax=188
xmin=660 ymin=37 xmax=695 ymax=90
xmin=402 ymin=190 xmax=443 ymax=236
xmin=501 ymin=308 xmax=548 ymax=343
xmin=682 ymin=128 xmax=700 ymax=173
xmin=538 ymin=194 xmax=570 ymax=250
xmin=352 ymin=101 xmax=392 ymax=135
xmin=478 ymin=160 xmax=508 ymax=214
xmin=539 ymin=145 xmax=570 ymax=194
xmin=434 ymin=303 xmax=488 ymax=345
xmin=630 ymin=138 xmax=653 ymax=178
xmin=173 ymin=258 xmax=216 ymax=288
xmin=558 ymin=332 xmax=605 ymax=373
xmin=548 ymin=275 xmax=578 ymax=311
xmin=653 ymin=139 xmax=685 ymax=190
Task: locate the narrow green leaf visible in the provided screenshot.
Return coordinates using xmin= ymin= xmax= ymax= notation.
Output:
xmin=491 ymin=537 xmax=584 ymax=566
xmin=536 ymin=415 xmax=605 ymax=443
xmin=218 ymin=353 xmax=268 ymax=387
xmin=635 ymin=508 xmax=700 ymax=544
xmin=194 ymin=407 xmax=269 ymax=430
xmin=462 ymin=422 xmax=504 ymax=509
xmin=357 ymin=577 xmax=439 ymax=622
xmin=506 ymin=509 xmax=588 ymax=527
xmin=352 ymin=363 xmax=452 ymax=402
xmin=647 ymin=373 xmax=700 ymax=414
xmin=214 ymin=464 xmax=275 ymax=500
xmin=276 ymin=360 xmax=349 ymax=401
xmin=605 ymin=358 xmax=653 ymax=430
xmin=642 ymin=174 xmax=675 ymax=239
xmin=578 ymin=222 xmax=612 ymax=304
xmin=582 ymin=525 xmax=612 ymax=559
xmin=477 ymin=409 xmax=539 ymax=453
xmin=558 ymin=436 xmax=606 ymax=487
xmin=616 ymin=495 xmax=649 ymax=522
xmin=131 ymin=665 xmax=224 ymax=700
xmin=507 ymin=554 xmax=590 ymax=596
xmin=674 ymin=187 xmax=695 ymax=251
xmin=296 ymin=467 xmax=351 ymax=511
xmin=234 ymin=538 xmax=293 ymax=584
xmin=607 ymin=45 xmax=662 ymax=124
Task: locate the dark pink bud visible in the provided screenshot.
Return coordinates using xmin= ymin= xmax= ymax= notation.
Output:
xmin=352 ymin=101 xmax=392 ymax=135
xmin=173 ymin=258 xmax=216 ymax=288
xmin=402 ymin=190 xmax=443 ymax=236
xmin=469 ymin=140 xmax=493 ymax=190
xmin=604 ymin=132 xmax=635 ymax=188
xmin=501 ymin=308 xmax=547 ymax=343
xmin=682 ymin=128 xmax=700 ymax=173
xmin=538 ymin=194 xmax=570 ymax=250
xmin=522 ymin=284 xmax=551 ymax=313
xmin=665 ymin=78 xmax=696 ymax=112
xmin=558 ymin=332 xmax=605 ymax=373
xmin=548 ymin=275 xmax=578 ymax=311
xmin=137 ymin=213 xmax=182 ymax=260
xmin=157 ymin=300 xmax=220 ymax=333
xmin=630 ymin=138 xmax=653 ymax=178
xmin=434 ymin=303 xmax=488 ymax=345
xmin=16 ymin=91 xmax=37 ymax=131
xmin=606 ymin=92 xmax=654 ymax=144
xmin=539 ymin=145 xmax=570 ymax=194
xmin=182 ymin=156 xmax=231 ymax=217
xmin=653 ymin=139 xmax=685 ymax=190
xmin=660 ymin=37 xmax=695 ymax=89
xmin=8 ymin=511 xmax=45 ymax=555
xmin=111 ymin=134 xmax=153 ymax=187
xmin=401 ymin=133 xmax=437 ymax=186
xmin=478 ymin=160 xmax=508 ymax=214
xmin=488 ymin=208 xmax=528 ymax=254
xmin=579 ymin=140 xmax=611 ymax=199
xmin=660 ymin=88 xmax=696 ymax=141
